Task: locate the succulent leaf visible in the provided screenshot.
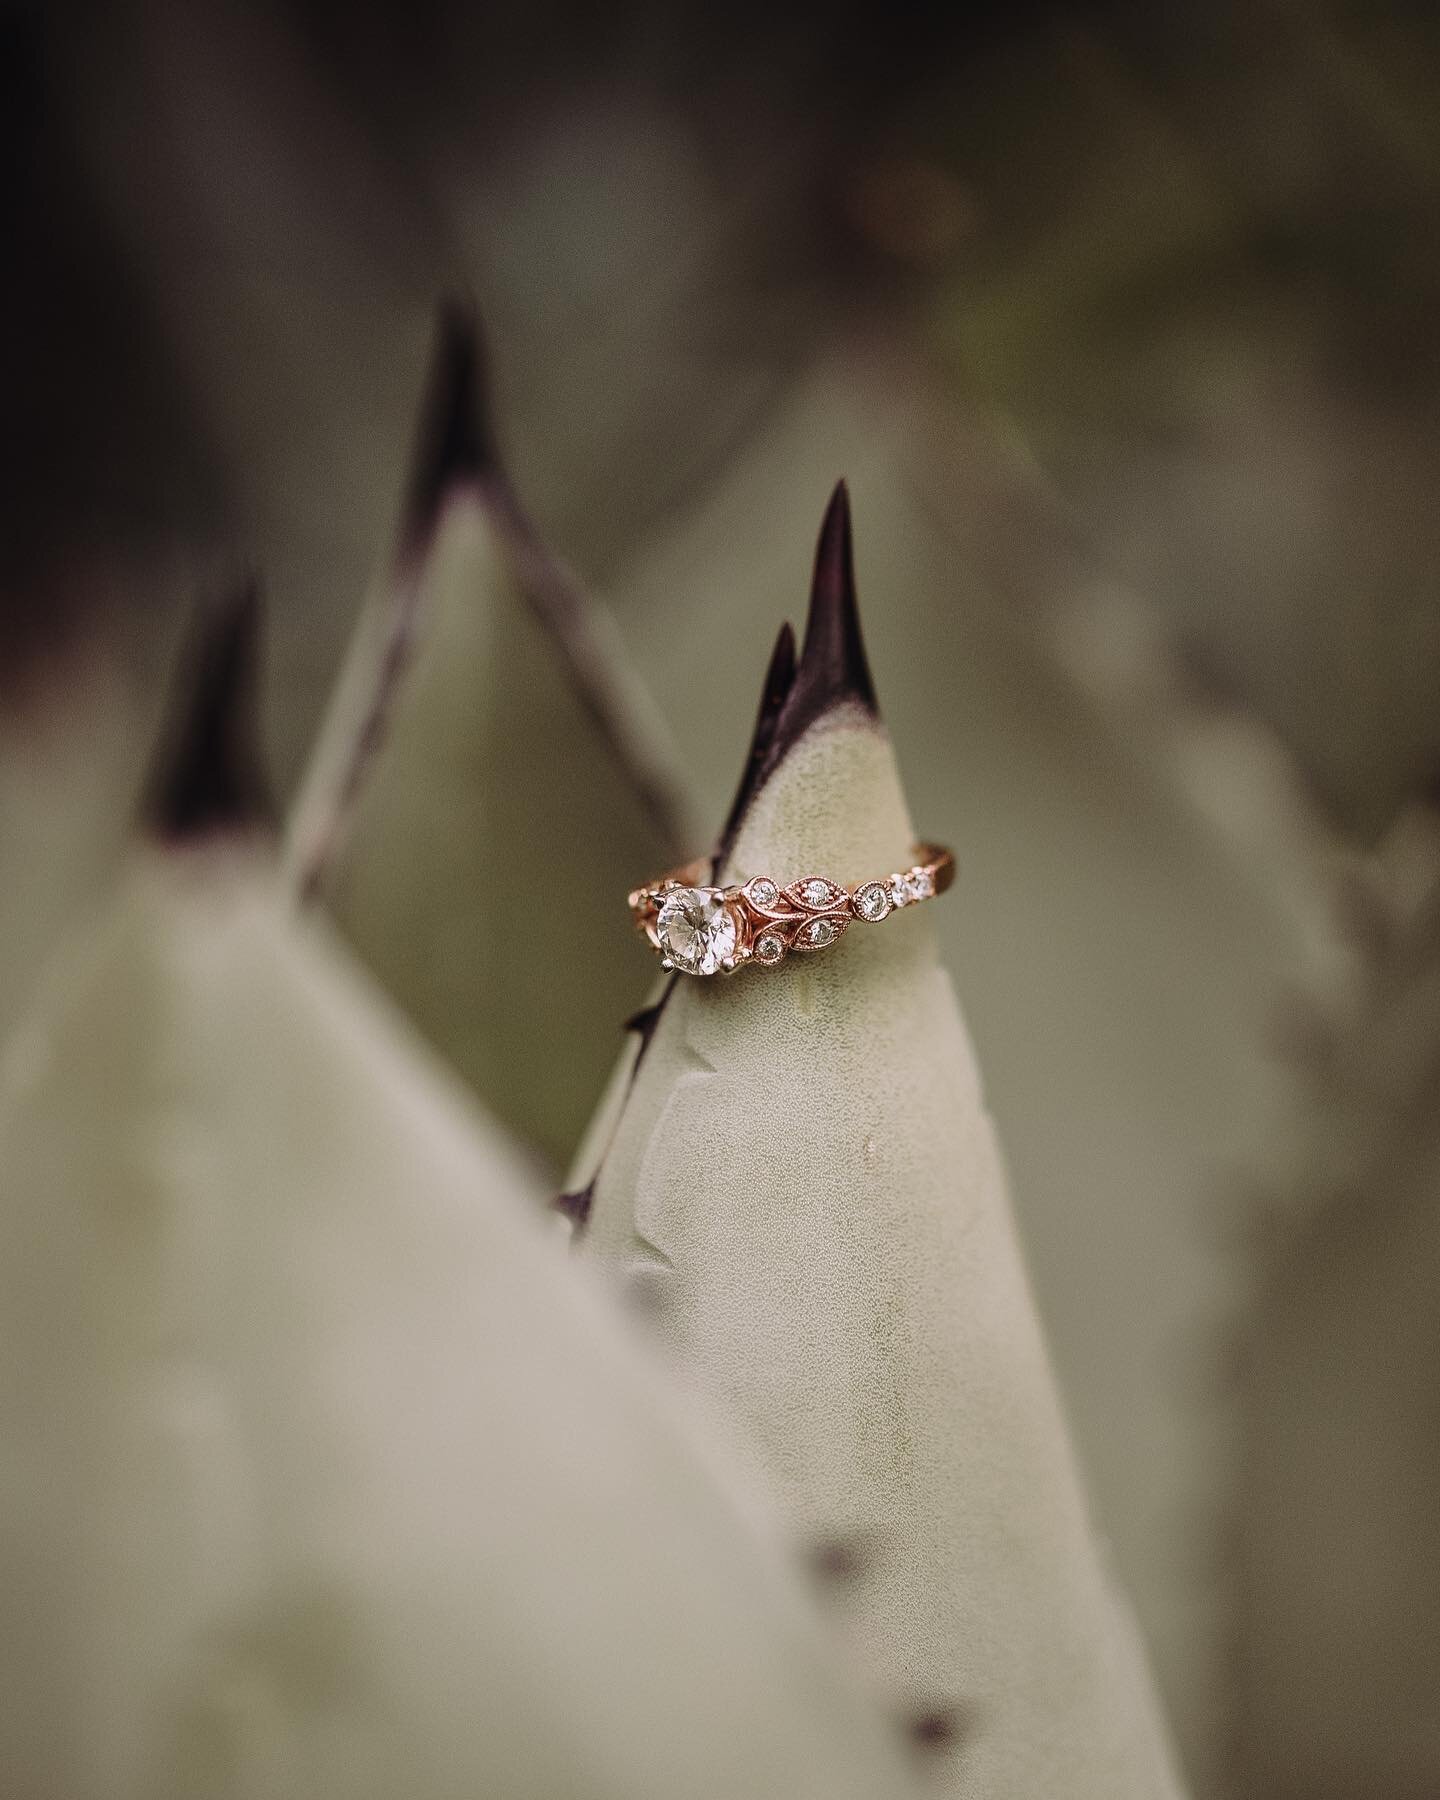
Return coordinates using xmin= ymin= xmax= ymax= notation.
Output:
xmin=601 ymin=343 xmax=1342 ymax=1781
xmin=287 ymin=308 xmax=697 ymax=1169
xmin=0 ymin=562 xmax=929 ymax=1800
xmin=575 ymin=492 xmax=1187 ymax=1796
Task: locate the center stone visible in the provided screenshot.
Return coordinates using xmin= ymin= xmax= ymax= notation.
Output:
xmin=656 ymin=886 xmax=738 ymax=975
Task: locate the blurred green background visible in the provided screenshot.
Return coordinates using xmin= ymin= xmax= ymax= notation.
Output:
xmin=6 ymin=4 xmax=1440 ymax=1796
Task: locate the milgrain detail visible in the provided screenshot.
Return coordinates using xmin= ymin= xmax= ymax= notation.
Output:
xmin=628 ymin=848 xmax=955 ymax=976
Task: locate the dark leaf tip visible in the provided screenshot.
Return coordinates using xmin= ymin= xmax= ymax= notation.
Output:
xmin=144 ymin=582 xmax=274 ymax=841
xmin=799 ymin=479 xmax=876 ymax=719
xmin=713 ymin=621 xmax=799 ymax=868
xmin=554 ymin=1182 xmax=595 ymax=1231
xmin=400 ymin=298 xmax=498 ymax=556
xmin=715 ymin=486 xmax=879 ymax=869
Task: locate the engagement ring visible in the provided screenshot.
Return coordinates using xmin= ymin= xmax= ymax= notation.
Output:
xmin=629 ymin=845 xmax=954 ymax=976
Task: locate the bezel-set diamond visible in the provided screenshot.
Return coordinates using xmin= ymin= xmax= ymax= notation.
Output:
xmin=854 ymin=881 xmax=890 ymax=922
xmin=630 ymin=844 xmax=952 ymax=978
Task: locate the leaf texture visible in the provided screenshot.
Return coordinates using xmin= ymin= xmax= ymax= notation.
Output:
xmin=0 ymin=835 xmax=927 ymax=1800
xmin=575 ymin=491 xmax=1187 ymax=1796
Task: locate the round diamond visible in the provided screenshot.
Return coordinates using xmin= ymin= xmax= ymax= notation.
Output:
xmin=910 ymin=868 xmax=934 ymax=900
xmin=754 ymin=932 xmax=785 ymax=964
xmin=656 ymin=887 xmax=738 ymax=975
xmin=803 ymin=879 xmax=835 ymax=906
xmin=855 ymin=882 xmax=890 ymax=922
xmin=747 ymin=877 xmax=778 ymax=909
xmin=889 ymin=876 xmax=911 ymax=907
xmin=806 ymin=919 xmax=836 ymax=946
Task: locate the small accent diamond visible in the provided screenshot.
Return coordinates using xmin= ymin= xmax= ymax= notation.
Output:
xmin=910 ymin=868 xmax=934 ymax=899
xmin=755 ymin=932 xmax=785 ymax=964
xmin=747 ymin=877 xmax=778 ymax=908
xmin=806 ymin=919 xmax=836 ymax=946
xmin=855 ymin=882 xmax=890 ymax=922
xmin=803 ymin=879 xmax=834 ymax=906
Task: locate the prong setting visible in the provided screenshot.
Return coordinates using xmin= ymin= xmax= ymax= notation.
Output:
xmin=631 ymin=845 xmax=953 ymax=976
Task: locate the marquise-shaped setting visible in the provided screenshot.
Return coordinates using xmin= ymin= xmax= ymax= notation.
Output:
xmin=794 ymin=913 xmax=849 ymax=952
xmin=785 ymin=876 xmax=849 ymax=913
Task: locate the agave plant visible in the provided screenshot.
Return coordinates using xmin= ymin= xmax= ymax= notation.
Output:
xmin=0 ymin=588 xmax=924 ymax=1800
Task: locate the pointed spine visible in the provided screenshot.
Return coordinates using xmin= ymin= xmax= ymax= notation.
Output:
xmin=293 ymin=301 xmax=497 ymax=898
xmin=298 ymin=299 xmax=693 ymax=901
xmin=715 ymin=481 xmax=879 ymax=874
xmin=794 ymin=480 xmax=877 ymax=724
xmin=144 ymin=581 xmax=273 ymax=841
xmin=397 ymin=296 xmax=496 ymax=569
xmin=713 ymin=623 xmax=798 ymax=872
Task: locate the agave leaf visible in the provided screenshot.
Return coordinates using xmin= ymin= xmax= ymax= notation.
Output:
xmin=0 ymin=597 xmax=919 ymax=1800
xmin=288 ymin=309 xmax=696 ymax=1169
xmin=601 ymin=340 xmax=1342 ymax=1784
xmin=576 ymin=490 xmax=1186 ymax=1796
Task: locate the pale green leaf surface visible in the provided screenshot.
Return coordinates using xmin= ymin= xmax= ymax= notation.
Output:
xmin=577 ymin=705 xmax=1187 ymax=1797
xmin=289 ymin=490 xmax=690 ymax=1169
xmin=602 ymin=344 xmax=1336 ymax=1785
xmin=0 ymin=838 xmax=919 ymax=1800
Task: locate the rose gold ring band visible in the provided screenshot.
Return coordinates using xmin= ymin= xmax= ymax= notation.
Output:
xmin=628 ymin=843 xmax=955 ymax=977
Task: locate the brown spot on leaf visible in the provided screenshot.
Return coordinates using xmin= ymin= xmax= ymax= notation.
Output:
xmin=905 ymin=1702 xmax=968 ymax=1753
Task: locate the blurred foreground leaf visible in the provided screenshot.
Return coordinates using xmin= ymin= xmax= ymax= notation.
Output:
xmin=0 ymin=595 xmax=921 ymax=1800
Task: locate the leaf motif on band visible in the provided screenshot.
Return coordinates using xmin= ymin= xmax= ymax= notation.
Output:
xmin=785 ymin=876 xmax=848 ymax=913
xmin=793 ymin=914 xmax=849 ymax=952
